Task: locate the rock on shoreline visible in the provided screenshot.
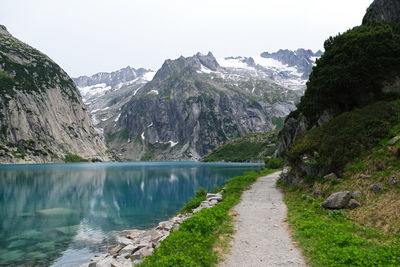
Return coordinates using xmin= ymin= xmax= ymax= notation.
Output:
xmin=81 ymin=192 xmax=223 ymax=267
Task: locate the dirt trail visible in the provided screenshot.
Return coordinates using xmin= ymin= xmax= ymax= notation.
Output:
xmin=220 ymin=171 xmax=306 ymax=267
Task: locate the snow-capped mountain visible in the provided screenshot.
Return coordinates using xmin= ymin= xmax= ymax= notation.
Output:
xmin=72 ymin=67 xmax=155 ymax=130
xmin=73 ymin=49 xmax=322 ymax=161
xmin=73 ymin=66 xmax=155 ymax=104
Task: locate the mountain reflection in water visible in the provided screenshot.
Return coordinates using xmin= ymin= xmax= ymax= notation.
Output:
xmin=0 ymin=162 xmax=260 ymax=266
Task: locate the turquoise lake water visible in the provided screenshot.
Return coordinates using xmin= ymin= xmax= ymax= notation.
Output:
xmin=0 ymin=162 xmax=260 ymax=266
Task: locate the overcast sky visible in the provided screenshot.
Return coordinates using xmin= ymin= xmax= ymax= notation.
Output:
xmin=1 ymin=0 xmax=372 ymax=77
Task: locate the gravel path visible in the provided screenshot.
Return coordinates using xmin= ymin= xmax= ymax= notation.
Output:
xmin=220 ymin=171 xmax=306 ymax=267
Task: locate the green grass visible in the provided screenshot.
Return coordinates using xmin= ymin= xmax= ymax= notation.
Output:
xmin=139 ymin=169 xmax=279 ymax=266
xmin=202 ymin=131 xmax=278 ymax=163
xmin=280 ymin=182 xmax=400 ymax=266
xmin=64 ymin=153 xmax=89 ymax=162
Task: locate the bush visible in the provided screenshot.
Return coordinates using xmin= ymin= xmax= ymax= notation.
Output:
xmin=267 ymin=157 xmax=284 ymax=169
xmin=64 ymin=153 xmax=89 ymax=162
xmin=294 ymin=22 xmax=400 ymax=122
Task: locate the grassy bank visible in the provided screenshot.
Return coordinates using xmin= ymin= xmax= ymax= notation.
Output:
xmin=279 ymin=182 xmax=400 ymax=266
xmin=139 ymin=168 xmax=278 ymax=266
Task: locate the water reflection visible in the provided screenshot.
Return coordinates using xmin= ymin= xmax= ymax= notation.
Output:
xmin=0 ymin=162 xmax=260 ymax=266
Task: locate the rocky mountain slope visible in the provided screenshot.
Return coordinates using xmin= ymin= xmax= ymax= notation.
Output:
xmin=0 ymin=25 xmax=108 ymax=163
xmin=73 ymin=67 xmax=155 ymax=140
xmin=79 ymin=50 xmax=319 ymax=161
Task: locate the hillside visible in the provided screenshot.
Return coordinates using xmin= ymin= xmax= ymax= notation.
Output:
xmin=201 ymin=131 xmax=279 ymax=163
xmin=277 ymin=0 xmax=400 ymax=265
xmin=0 ymin=25 xmax=108 ymax=163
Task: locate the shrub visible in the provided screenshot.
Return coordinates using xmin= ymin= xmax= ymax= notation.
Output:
xmin=64 ymin=153 xmax=89 ymax=162
xmin=267 ymin=157 xmax=284 ymax=169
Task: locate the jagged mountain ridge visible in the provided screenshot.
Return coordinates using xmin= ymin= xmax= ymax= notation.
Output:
xmin=0 ymin=25 xmax=108 ymax=163
xmin=260 ymin=49 xmax=323 ymax=79
xmin=92 ymin=50 xmax=320 ymax=161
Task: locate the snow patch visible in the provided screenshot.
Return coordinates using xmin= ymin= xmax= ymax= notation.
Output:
xmin=217 ymin=57 xmax=254 ymax=70
xmin=114 ymin=113 xmax=121 ymax=122
xmin=143 ymin=71 xmax=156 ymax=81
xmin=169 ymin=140 xmax=178 ymax=147
xmin=148 ymin=90 xmax=159 ymax=95
xmin=78 ymin=83 xmax=111 ymax=100
xmin=147 ymin=122 xmax=153 ymax=128
xmin=141 ymin=132 xmax=145 ymax=140
xmin=197 ymin=64 xmax=214 ymax=74
xmin=253 ymin=56 xmax=302 ymax=77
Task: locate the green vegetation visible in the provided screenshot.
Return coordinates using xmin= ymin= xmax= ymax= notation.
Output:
xmin=140 ymin=169 xmax=278 ymax=266
xmin=64 ymin=153 xmax=89 ymax=163
xmin=288 ymin=99 xmax=400 ymax=176
xmin=180 ymin=187 xmax=207 ymax=213
xmin=280 ymin=184 xmax=400 ymax=266
xmin=105 ymin=128 xmax=129 ymax=143
xmin=202 ymin=131 xmax=278 ymax=162
xmin=267 ymin=157 xmax=284 ymax=169
xmin=0 ymin=29 xmax=79 ymax=106
xmin=292 ymin=22 xmax=400 ymax=123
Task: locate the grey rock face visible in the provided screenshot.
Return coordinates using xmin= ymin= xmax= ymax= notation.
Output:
xmin=275 ymin=115 xmax=309 ymax=157
xmin=363 ymin=0 xmax=400 ymax=24
xmin=280 ymin=166 xmax=301 ymax=185
xmin=322 ymin=191 xmax=352 ymax=209
xmin=0 ymin=26 xmax=108 ymax=163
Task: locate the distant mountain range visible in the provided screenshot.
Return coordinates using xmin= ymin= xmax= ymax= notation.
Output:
xmin=73 ymin=49 xmax=322 ymax=161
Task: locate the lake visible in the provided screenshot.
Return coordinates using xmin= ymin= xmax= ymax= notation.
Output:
xmin=0 ymin=162 xmax=261 ymax=266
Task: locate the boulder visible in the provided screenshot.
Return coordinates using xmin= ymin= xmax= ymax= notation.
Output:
xmin=322 ymin=191 xmax=352 ymax=209
xmin=156 ymin=221 xmax=174 ymax=231
xmin=109 ymin=244 xmax=124 ymax=256
xmin=280 ymin=166 xmax=301 ymax=185
xmin=389 ymin=176 xmax=398 ymax=185
xmin=347 ymin=199 xmax=361 ymax=209
xmin=351 ymin=191 xmax=362 ymax=199
xmin=370 ymin=183 xmax=383 ymax=193
xmin=206 ymin=193 xmax=222 ymax=202
xmin=323 ymin=173 xmax=337 ymax=180
xmin=119 ymin=244 xmax=136 ymax=255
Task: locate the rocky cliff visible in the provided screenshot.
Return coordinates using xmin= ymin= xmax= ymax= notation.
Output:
xmin=0 ymin=25 xmax=108 ymax=163
xmin=363 ymin=0 xmax=400 ymax=23
xmin=101 ymin=51 xmax=317 ymax=161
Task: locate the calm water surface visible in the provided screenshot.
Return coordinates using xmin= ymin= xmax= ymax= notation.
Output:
xmin=0 ymin=162 xmax=260 ymax=266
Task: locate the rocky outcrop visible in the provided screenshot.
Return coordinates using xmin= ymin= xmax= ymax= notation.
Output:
xmin=275 ymin=115 xmax=309 ymax=157
xmin=363 ymin=0 xmax=400 ymax=24
xmin=0 ymin=25 xmax=108 ymax=163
